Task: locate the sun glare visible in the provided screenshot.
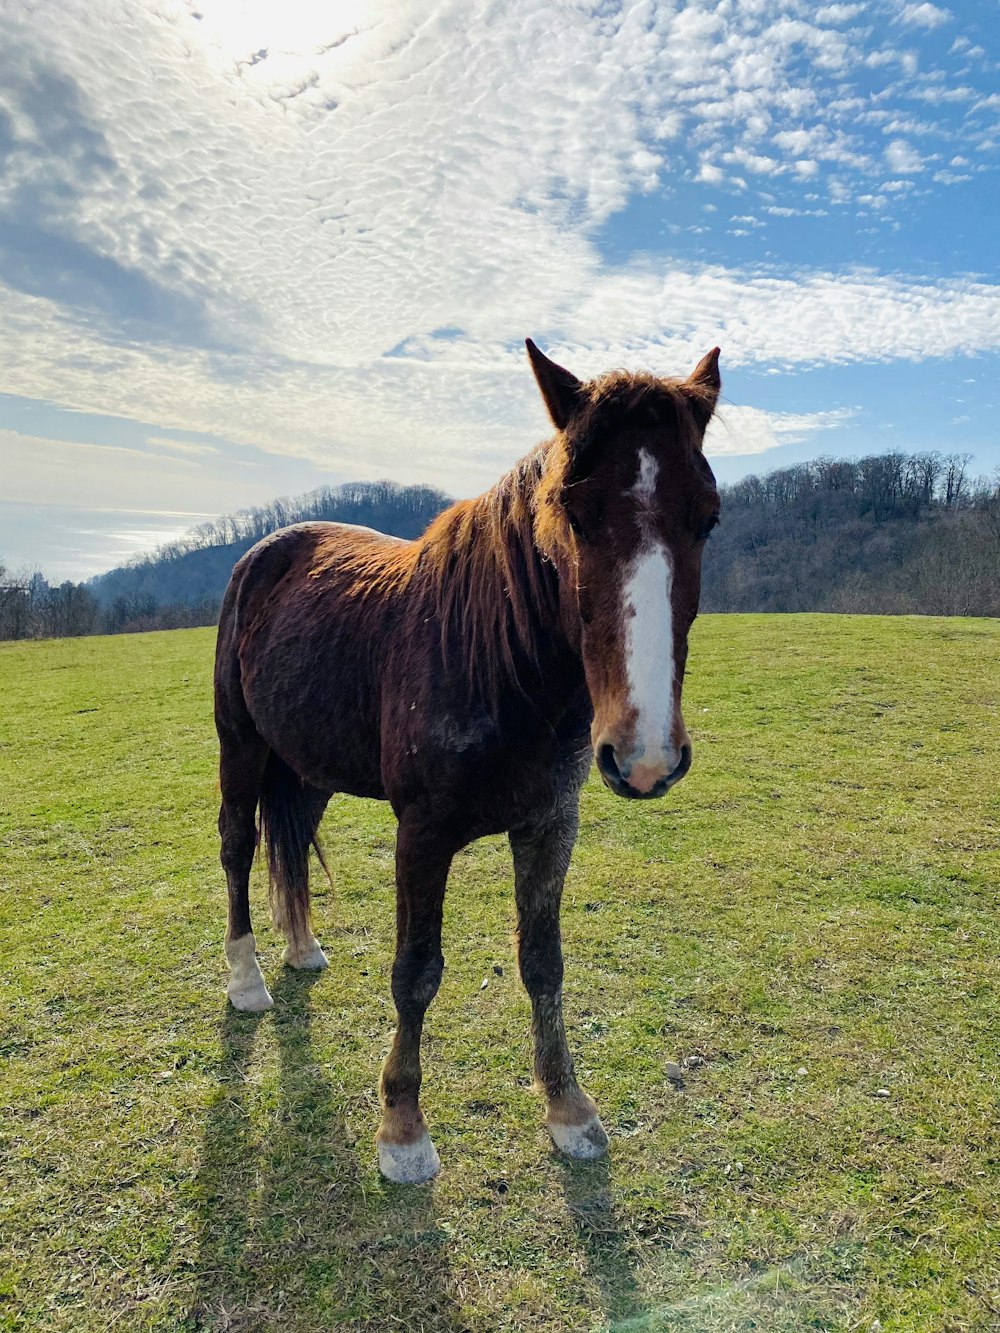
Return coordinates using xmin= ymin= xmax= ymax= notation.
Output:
xmin=187 ymin=0 xmax=369 ymax=69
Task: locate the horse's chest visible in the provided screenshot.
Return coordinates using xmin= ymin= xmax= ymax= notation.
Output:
xmin=389 ymin=705 xmax=588 ymax=835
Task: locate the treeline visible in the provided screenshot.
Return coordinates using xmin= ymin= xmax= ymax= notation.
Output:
xmin=0 ymin=572 xmax=217 ymax=640
xmin=144 ymin=479 xmax=448 ymax=559
xmin=89 ymin=480 xmax=449 ymax=615
xmin=2 ymin=453 xmax=998 ymax=641
xmin=701 ymin=451 xmax=1000 ymax=616
xmin=0 ymin=480 xmax=450 ymax=640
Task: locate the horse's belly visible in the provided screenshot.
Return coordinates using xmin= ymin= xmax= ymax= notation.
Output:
xmin=241 ymin=628 xmax=386 ymax=798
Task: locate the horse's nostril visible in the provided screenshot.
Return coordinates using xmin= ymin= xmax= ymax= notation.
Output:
xmin=596 ymin=742 xmax=622 ymax=785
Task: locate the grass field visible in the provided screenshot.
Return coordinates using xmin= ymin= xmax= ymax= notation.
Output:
xmin=1 ymin=616 xmax=998 ymax=1333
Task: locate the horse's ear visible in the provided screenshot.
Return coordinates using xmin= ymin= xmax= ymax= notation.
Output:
xmin=526 ymin=339 xmax=584 ymax=431
xmin=682 ymin=346 xmax=721 ymax=436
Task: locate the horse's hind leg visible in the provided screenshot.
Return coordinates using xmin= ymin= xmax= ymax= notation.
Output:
xmin=219 ymin=725 xmax=273 ymax=1012
xmin=510 ymin=801 xmax=609 ymax=1160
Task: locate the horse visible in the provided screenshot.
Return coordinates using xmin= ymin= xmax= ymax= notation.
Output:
xmin=214 ymin=339 xmax=722 ymax=1183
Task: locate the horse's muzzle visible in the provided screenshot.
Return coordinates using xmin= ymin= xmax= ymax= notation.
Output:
xmin=595 ymin=742 xmax=692 ymax=800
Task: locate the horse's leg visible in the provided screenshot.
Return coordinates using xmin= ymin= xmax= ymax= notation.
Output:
xmin=376 ymin=815 xmax=454 ymax=1183
xmin=510 ymin=803 xmax=609 ymax=1159
xmin=219 ymin=725 xmax=273 ymax=1012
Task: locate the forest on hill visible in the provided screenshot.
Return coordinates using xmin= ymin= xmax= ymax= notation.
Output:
xmin=702 ymin=450 xmax=999 ymax=617
xmin=0 ymin=481 xmax=449 ymax=639
xmin=1 ymin=451 xmax=997 ymax=640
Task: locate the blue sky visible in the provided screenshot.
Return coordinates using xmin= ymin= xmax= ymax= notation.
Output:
xmin=1 ymin=0 xmax=997 ymax=579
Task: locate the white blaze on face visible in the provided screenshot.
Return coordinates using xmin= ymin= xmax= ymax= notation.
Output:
xmin=621 ymin=450 xmax=676 ymax=788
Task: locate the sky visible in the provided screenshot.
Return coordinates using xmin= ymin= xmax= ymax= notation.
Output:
xmin=0 ymin=0 xmax=997 ymax=580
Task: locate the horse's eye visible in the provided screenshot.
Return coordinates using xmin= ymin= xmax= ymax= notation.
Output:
xmin=566 ymin=511 xmax=588 ymax=543
xmin=696 ymin=514 xmax=720 ymax=542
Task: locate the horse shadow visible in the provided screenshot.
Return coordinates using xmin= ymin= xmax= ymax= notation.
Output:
xmin=557 ymin=1153 xmax=648 ymax=1331
xmin=189 ymin=968 xmax=468 ymax=1332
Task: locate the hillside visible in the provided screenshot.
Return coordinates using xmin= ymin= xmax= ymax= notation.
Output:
xmin=702 ymin=451 xmax=1000 ymax=617
xmin=2 ymin=451 xmax=998 ymax=639
xmin=87 ymin=480 xmax=451 ymax=627
xmin=80 ymin=450 xmax=1000 ymax=624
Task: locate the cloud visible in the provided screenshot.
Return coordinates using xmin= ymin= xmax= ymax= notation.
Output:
xmin=884 ymin=139 xmax=924 ymax=172
xmin=3 ymin=260 xmax=999 ymax=497
xmin=0 ymin=0 xmax=986 ymax=379
xmin=898 ymin=3 xmax=953 ymax=29
xmin=0 ymin=425 xmax=320 ymax=514
xmin=145 ymin=436 xmax=220 ymax=457
xmin=696 ymin=162 xmax=726 ymax=185
xmin=0 ymin=0 xmax=996 ymax=513
xmin=558 ymin=266 xmax=1000 ymax=374
xmin=815 ymin=4 xmax=866 ymax=21
xmin=705 ymin=406 xmax=856 ymax=457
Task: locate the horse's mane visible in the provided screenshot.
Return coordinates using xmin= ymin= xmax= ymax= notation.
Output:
xmin=403 ymin=369 xmax=706 ymax=712
xmin=408 ymin=445 xmax=564 ymax=709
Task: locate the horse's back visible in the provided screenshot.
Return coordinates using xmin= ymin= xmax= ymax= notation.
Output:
xmin=220 ymin=520 xmax=411 ymax=631
xmin=216 ymin=521 xmax=413 ymax=797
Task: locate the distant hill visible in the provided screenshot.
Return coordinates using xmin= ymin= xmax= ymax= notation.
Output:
xmin=2 ymin=451 xmax=998 ymax=640
xmin=85 ymin=480 xmax=451 ymax=631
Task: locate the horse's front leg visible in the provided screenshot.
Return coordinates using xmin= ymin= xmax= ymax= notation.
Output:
xmin=510 ymin=804 xmax=609 ymax=1159
xmin=376 ymin=815 xmax=454 ymax=1183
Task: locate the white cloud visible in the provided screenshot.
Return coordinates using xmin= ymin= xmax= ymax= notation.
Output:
xmin=773 ymin=129 xmax=815 ymax=155
xmin=3 ymin=263 xmax=999 ymax=497
xmin=705 ymin=406 xmax=856 ymax=457
xmin=0 ymin=0 xmax=995 ymax=516
xmin=724 ymin=148 xmax=783 ymax=175
xmin=560 ymin=266 xmax=1000 ymax=375
xmin=696 ymin=162 xmax=726 ymax=184
xmin=0 ymin=430 xmax=234 ymax=512
xmin=146 ymin=436 xmax=219 ymax=457
xmin=909 ymin=83 xmax=976 ymax=104
xmin=884 ymin=139 xmax=924 ymax=172
xmin=815 ymin=4 xmax=866 ymax=22
xmin=898 ymin=3 xmax=953 ymax=29
xmin=764 ymin=204 xmax=829 ymax=216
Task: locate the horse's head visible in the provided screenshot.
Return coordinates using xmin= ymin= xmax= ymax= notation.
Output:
xmin=530 ymin=339 xmax=721 ymax=800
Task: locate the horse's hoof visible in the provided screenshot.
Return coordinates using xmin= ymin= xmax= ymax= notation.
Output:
xmin=548 ymin=1115 xmax=609 ymax=1160
xmin=282 ymin=940 xmax=329 ymax=970
xmin=377 ymin=1132 xmax=441 ymax=1184
xmin=227 ymin=981 xmax=274 ymax=1012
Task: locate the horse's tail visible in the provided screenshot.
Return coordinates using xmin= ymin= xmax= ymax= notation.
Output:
xmin=258 ymin=752 xmax=330 ymax=949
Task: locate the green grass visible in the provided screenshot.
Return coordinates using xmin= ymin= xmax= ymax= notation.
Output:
xmin=1 ymin=615 xmax=998 ymax=1333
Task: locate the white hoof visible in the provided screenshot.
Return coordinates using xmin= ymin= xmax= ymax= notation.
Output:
xmin=225 ymin=933 xmax=273 ymax=1011
xmin=377 ymin=1132 xmax=441 ymax=1184
xmin=281 ymin=938 xmax=329 ymax=970
xmin=548 ymin=1115 xmax=609 ymax=1160
xmin=227 ymin=978 xmax=274 ymax=1012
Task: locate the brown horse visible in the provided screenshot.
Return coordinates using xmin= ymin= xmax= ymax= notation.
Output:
xmin=214 ymin=340 xmax=721 ymax=1182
